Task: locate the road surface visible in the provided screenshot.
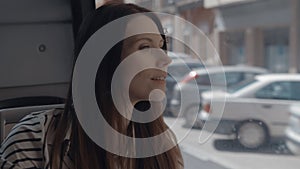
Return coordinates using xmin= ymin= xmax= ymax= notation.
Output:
xmin=164 ymin=117 xmax=300 ymax=169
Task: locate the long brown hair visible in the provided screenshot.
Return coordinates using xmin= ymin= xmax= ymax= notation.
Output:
xmin=51 ymin=2 xmax=183 ymax=169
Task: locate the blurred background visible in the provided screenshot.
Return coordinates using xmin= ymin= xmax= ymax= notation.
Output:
xmin=97 ymin=0 xmax=300 ymax=73
xmin=94 ymin=1 xmax=300 ymax=169
xmin=0 ymin=0 xmax=299 ymax=169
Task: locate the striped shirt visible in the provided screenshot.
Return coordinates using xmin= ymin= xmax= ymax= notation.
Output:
xmin=0 ymin=109 xmax=73 ymax=169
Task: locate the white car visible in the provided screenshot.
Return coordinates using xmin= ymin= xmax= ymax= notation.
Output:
xmin=285 ymin=104 xmax=300 ymax=155
xmin=170 ymin=65 xmax=267 ymax=117
xmin=194 ymin=74 xmax=300 ymax=149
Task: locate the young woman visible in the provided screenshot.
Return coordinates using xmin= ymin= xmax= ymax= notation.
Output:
xmin=0 ymin=2 xmax=183 ymax=169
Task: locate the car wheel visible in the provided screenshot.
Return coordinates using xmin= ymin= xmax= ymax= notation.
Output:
xmin=236 ymin=120 xmax=269 ymax=149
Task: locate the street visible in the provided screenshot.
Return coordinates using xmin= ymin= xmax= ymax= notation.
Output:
xmin=164 ymin=117 xmax=300 ymax=169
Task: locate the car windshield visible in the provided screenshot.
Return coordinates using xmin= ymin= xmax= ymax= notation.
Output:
xmin=227 ymin=78 xmax=257 ymax=93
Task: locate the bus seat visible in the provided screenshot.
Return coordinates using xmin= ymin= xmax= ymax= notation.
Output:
xmin=0 ymin=104 xmax=64 ymax=143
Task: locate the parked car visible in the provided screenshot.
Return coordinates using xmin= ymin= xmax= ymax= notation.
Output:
xmin=170 ymin=65 xmax=268 ymax=117
xmin=285 ymin=104 xmax=300 ymax=155
xmin=167 ymin=51 xmax=192 ymax=61
xmin=165 ymin=58 xmax=205 ymax=116
xmin=194 ymin=74 xmax=300 ymax=149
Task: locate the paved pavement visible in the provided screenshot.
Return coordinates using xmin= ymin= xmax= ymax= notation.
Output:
xmin=182 ymin=151 xmax=229 ymax=169
xmin=164 ymin=117 xmax=300 ymax=169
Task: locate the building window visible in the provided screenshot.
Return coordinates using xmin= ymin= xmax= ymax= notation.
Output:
xmin=225 ymin=31 xmax=245 ymax=65
xmin=264 ymin=27 xmax=289 ymax=73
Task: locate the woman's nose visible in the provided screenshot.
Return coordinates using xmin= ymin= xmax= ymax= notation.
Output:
xmin=155 ymin=49 xmax=172 ymax=68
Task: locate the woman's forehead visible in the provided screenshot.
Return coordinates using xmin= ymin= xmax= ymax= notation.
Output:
xmin=124 ymin=15 xmax=161 ymax=38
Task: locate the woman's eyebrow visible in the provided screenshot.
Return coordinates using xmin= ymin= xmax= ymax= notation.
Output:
xmin=132 ymin=37 xmax=164 ymax=44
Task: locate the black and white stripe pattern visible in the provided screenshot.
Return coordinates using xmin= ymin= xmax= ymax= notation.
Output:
xmin=0 ymin=109 xmax=73 ymax=169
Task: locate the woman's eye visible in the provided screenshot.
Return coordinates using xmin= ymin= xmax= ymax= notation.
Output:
xmin=139 ymin=45 xmax=150 ymax=50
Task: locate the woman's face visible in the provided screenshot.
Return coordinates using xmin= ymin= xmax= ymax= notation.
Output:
xmin=121 ymin=15 xmax=171 ymax=105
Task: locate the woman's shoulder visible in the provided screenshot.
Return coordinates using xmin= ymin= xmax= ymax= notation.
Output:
xmin=0 ymin=108 xmax=64 ymax=168
xmin=23 ymin=108 xmax=63 ymax=124
xmin=7 ymin=108 xmax=63 ymax=136
xmin=3 ymin=108 xmax=63 ymax=139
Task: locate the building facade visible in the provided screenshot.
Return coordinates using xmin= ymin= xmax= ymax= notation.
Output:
xmin=206 ymin=0 xmax=300 ymax=73
xmin=101 ymin=0 xmax=299 ymax=73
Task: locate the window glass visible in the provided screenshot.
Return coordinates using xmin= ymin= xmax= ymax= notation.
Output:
xmin=244 ymin=72 xmax=261 ymax=80
xmin=195 ymin=73 xmax=226 ymax=86
xmin=228 ymin=79 xmax=257 ymax=93
xmin=195 ymin=74 xmax=210 ymax=85
xmin=225 ymin=72 xmax=243 ymax=86
xmin=168 ymin=63 xmax=203 ymax=79
xmin=290 ymin=82 xmax=300 ymax=100
xmin=255 ymin=81 xmax=292 ymax=100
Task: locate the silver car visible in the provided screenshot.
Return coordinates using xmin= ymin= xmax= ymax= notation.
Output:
xmin=195 ymin=74 xmax=300 ymax=149
xmin=170 ymin=65 xmax=268 ymax=117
